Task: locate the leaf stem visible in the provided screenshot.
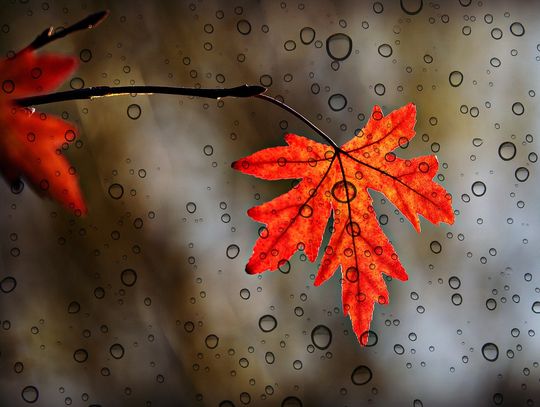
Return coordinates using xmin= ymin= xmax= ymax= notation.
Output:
xmin=255 ymin=94 xmax=340 ymax=149
xmin=21 ymin=10 xmax=110 ymax=53
xmin=15 ymin=85 xmax=268 ymax=107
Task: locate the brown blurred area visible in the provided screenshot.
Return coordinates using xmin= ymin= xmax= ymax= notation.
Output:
xmin=1 ymin=1 xmax=539 ymax=406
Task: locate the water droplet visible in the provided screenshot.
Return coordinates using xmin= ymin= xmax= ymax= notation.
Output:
xmin=509 ymin=22 xmax=525 ymax=37
xmin=498 ymin=142 xmax=516 ymax=161
xmin=351 ymin=365 xmax=372 ymax=385
xmin=451 ymin=293 xmax=463 ymax=306
xmin=127 ymin=104 xmax=141 ymax=120
xmin=259 ymin=314 xmax=277 ymax=332
xmin=394 ymin=344 xmax=405 ymax=355
xmin=73 ymin=348 xmax=89 ymax=363
xmin=21 ymin=385 xmax=39 ymax=403
xmin=281 ymin=396 xmax=303 ymax=407
xmin=265 ymin=351 xmax=275 ymax=364
xmin=481 ymin=342 xmax=499 ymax=362
xmin=311 ymin=325 xmax=332 ymax=350
xmin=284 ymin=40 xmax=296 ymax=51
xmin=378 ymin=43 xmax=393 ymax=57
xmin=226 ymin=244 xmax=240 ymax=259
xmin=515 ymin=167 xmax=529 ymax=182
xmin=400 ymin=0 xmax=423 ymax=15
xmin=486 ymin=298 xmax=497 ymax=310
xmin=120 ymin=269 xmax=137 ymax=287
xmin=491 ymin=27 xmax=503 ymax=40
xmin=203 ymin=145 xmax=214 ymax=156
xmin=472 ymin=138 xmax=483 ymax=147
xmin=449 ymin=71 xmax=464 ymax=87
xmin=240 ymin=288 xmax=250 ymax=300
xmin=471 ymin=181 xmax=486 ymax=197
xmin=512 ymin=102 xmax=524 ymax=116
xmin=110 ymin=343 xmax=125 ymax=359
xmin=326 ymin=33 xmax=352 ymax=61
xmin=300 ymin=27 xmax=315 ymax=45
xmin=331 ymin=180 xmax=357 ymax=202
xmin=67 ymin=301 xmax=80 ymax=314
xmin=205 ymin=334 xmax=219 ymax=349
xmin=186 ymin=202 xmax=197 ymax=213
xmin=108 ymin=183 xmax=124 ymax=199
xmin=430 ymin=241 xmax=442 ymax=254
xmin=532 ymin=301 xmax=540 ymax=314
xmin=236 ymin=19 xmax=251 ymax=35
xmin=374 ymin=83 xmax=386 ymax=96
xmin=490 ymin=57 xmax=501 ymax=68
xmin=448 ymin=276 xmax=461 ymax=289
xmin=0 ymin=276 xmax=16 ymax=293
xmin=328 ymin=93 xmax=347 ymax=111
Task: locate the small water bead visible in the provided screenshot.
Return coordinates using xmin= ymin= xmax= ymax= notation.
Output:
xmin=449 ymin=71 xmax=464 ymax=87
xmin=310 ymin=325 xmax=332 ymax=350
xmin=486 ymin=298 xmax=497 ymax=310
xmin=205 ymin=334 xmax=219 ymax=349
xmin=226 ymin=244 xmax=240 ymax=259
xmin=326 ymin=33 xmax=352 ymax=61
xmin=186 ymin=202 xmax=197 ymax=213
xmin=472 ymin=138 xmax=483 ymax=147
xmin=514 ymin=167 xmax=529 ymax=182
xmin=281 ymin=396 xmax=303 ymax=407
xmin=471 ymin=181 xmax=486 ymax=197
xmin=509 ymin=22 xmax=525 ymax=37
xmin=328 ymin=94 xmax=347 ymax=111
xmin=374 ymin=83 xmax=385 ymax=96
xmin=236 ymin=19 xmax=251 ymax=35
xmin=532 ymin=301 xmax=540 ymax=314
xmin=21 ymin=386 xmax=39 ymax=403
xmin=451 ymin=293 xmax=463 ymax=306
xmin=265 ymin=351 xmax=275 ymax=364
xmin=491 ymin=27 xmax=503 ymax=40
xmin=239 ymin=288 xmax=250 ymax=300
xmin=512 ymin=102 xmax=525 ymax=116
xmin=127 ymin=104 xmax=141 ymax=120
xmin=481 ymin=342 xmax=499 ymax=362
xmin=351 ymin=365 xmax=372 ymax=385
xmin=120 ymin=269 xmax=137 ymax=287
xmin=110 ymin=343 xmax=125 ymax=359
xmin=498 ymin=142 xmax=516 ymax=161
xmin=258 ymin=315 xmax=277 ymax=332
xmin=300 ymin=27 xmax=315 ymax=45
xmin=203 ymin=145 xmax=214 ymax=156
xmin=377 ymin=43 xmax=393 ymax=58
xmin=108 ymin=183 xmax=124 ymax=199
xmin=0 ymin=276 xmax=16 ymax=293
xmin=73 ymin=348 xmax=89 ymax=363
xmin=448 ymin=276 xmax=461 ymax=289
xmin=430 ymin=241 xmax=442 ymax=254
xmin=284 ymin=40 xmax=296 ymax=51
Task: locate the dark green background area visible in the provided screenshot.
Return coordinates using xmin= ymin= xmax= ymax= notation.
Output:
xmin=0 ymin=0 xmax=539 ymax=406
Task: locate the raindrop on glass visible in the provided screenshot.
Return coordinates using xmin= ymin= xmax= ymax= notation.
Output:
xmin=259 ymin=314 xmax=277 ymax=332
xmin=351 ymin=365 xmax=372 ymax=385
xmin=127 ymin=104 xmax=142 ymax=120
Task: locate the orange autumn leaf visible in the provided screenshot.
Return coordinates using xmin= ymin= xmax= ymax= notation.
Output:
xmin=0 ymin=49 xmax=86 ymax=214
xmin=232 ymin=103 xmax=454 ymax=346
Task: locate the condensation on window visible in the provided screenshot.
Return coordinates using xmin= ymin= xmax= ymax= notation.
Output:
xmin=0 ymin=1 xmax=538 ymax=406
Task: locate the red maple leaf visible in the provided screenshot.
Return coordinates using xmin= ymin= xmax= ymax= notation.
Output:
xmin=232 ymin=103 xmax=454 ymax=345
xmin=0 ymin=49 xmax=86 ymax=214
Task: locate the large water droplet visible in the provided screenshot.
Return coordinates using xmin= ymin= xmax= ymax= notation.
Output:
xmin=351 ymin=365 xmax=373 ymax=385
xmin=326 ymin=33 xmax=352 ymax=61
xmin=259 ymin=314 xmax=277 ymax=332
xmin=311 ymin=325 xmax=332 ymax=350
xmin=481 ymin=342 xmax=499 ymax=362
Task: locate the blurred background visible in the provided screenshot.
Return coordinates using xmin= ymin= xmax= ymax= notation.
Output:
xmin=0 ymin=0 xmax=539 ymax=405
